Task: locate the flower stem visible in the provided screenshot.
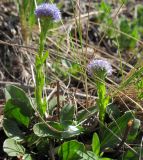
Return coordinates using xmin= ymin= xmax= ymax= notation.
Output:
xmin=96 ymin=78 xmax=109 ymax=123
xmin=35 ymin=23 xmax=47 ymax=116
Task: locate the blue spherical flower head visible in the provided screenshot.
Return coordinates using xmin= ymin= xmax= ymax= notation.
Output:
xmin=35 ymin=3 xmax=61 ymax=22
xmin=87 ymin=59 xmax=112 ymax=78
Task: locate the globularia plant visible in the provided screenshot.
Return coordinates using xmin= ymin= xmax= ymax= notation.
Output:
xmin=2 ymin=3 xmax=85 ymax=159
xmin=35 ymin=3 xmax=61 ymax=116
xmin=87 ymin=59 xmax=113 ymax=123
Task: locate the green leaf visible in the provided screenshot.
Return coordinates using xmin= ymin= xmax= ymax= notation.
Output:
xmin=120 ymin=18 xmax=130 ymax=34
xmin=48 ymin=97 xmax=58 ymax=115
xmin=100 ymin=1 xmax=111 ymax=15
xmin=77 ymin=151 xmax=92 ymax=160
xmin=35 ymin=54 xmax=42 ymax=68
xmin=92 ymin=133 xmax=100 ymax=156
xmin=60 ymin=104 xmax=75 ymax=127
xmin=4 ymin=99 xmax=30 ymax=127
xmin=106 ymin=104 xmax=121 ymax=120
xmin=101 ymin=111 xmax=135 ymax=149
xmin=68 ymin=63 xmax=82 ymax=76
xmin=3 ymin=118 xmax=24 ymax=141
xmin=78 ymin=151 xmax=99 ymax=160
xmin=23 ymin=154 xmax=32 ymax=160
xmin=62 ymin=125 xmax=84 ymax=138
xmin=33 ymin=122 xmax=63 ymax=138
xmin=58 ymin=140 xmax=85 ymax=160
xmin=3 ymin=138 xmax=25 ymax=157
xmin=87 ymin=151 xmax=99 ymax=159
xmin=4 ymin=85 xmax=34 ymax=127
xmin=77 ymin=106 xmax=97 ymax=123
xmin=41 ymin=51 xmax=49 ymax=64
xmin=5 ymin=85 xmax=34 ymax=115
xmin=25 ymin=133 xmax=39 ymax=147
xmin=33 ymin=122 xmax=83 ymax=139
xmin=78 ymin=151 xmax=112 ymax=160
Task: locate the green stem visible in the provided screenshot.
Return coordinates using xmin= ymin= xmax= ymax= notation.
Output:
xmin=35 ymin=24 xmax=46 ymax=116
xmin=97 ymin=81 xmax=106 ymax=123
xmin=35 ymin=19 xmax=53 ymax=116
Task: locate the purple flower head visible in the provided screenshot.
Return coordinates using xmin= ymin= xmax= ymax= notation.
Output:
xmin=87 ymin=59 xmax=113 ymax=76
xmin=35 ymin=3 xmax=61 ymax=21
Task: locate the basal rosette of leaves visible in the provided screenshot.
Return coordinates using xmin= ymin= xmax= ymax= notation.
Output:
xmin=3 ymin=84 xmax=89 ymax=159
